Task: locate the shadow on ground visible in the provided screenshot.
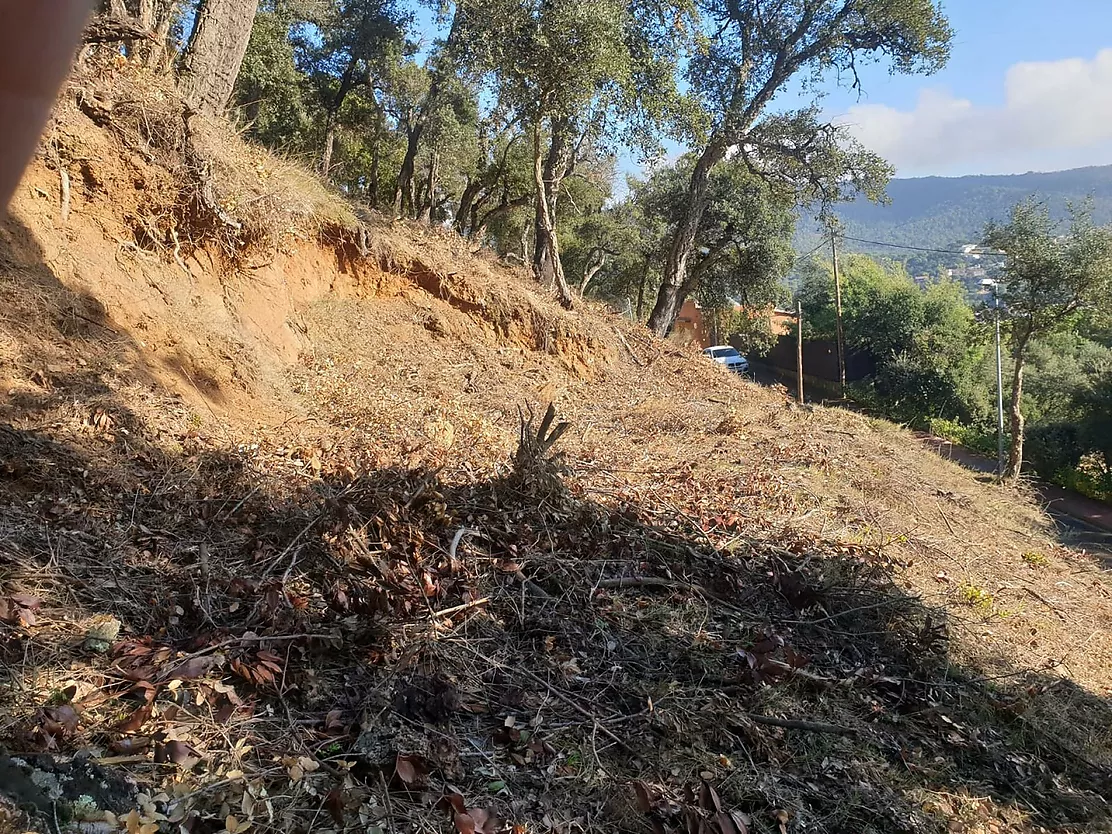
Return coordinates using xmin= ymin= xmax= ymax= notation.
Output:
xmin=2 ymin=410 xmax=1111 ymax=833
xmin=2 ymin=214 xmax=1111 ymax=833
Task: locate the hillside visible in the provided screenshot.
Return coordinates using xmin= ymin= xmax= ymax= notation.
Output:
xmin=2 ymin=65 xmax=1112 ymax=834
xmin=797 ymin=165 xmax=1112 ymax=263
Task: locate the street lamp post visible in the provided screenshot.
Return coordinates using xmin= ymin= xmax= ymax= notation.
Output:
xmin=982 ymin=278 xmax=1006 ymax=478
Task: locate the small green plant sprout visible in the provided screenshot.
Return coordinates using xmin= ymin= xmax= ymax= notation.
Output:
xmin=958 ymin=583 xmax=994 ymax=613
xmin=1022 ymin=551 xmax=1049 ymax=568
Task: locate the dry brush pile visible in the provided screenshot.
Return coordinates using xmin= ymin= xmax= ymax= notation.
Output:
xmin=1 ymin=390 xmax=1111 ymax=834
xmin=1 ymin=53 xmax=1111 ymax=834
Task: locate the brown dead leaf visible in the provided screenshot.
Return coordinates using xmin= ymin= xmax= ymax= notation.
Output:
xmin=110 ymin=736 xmax=151 ymax=755
xmin=469 ymin=808 xmax=498 ymax=834
xmin=8 ymin=593 xmax=41 ymax=610
xmin=729 ymin=811 xmax=751 ymax=834
xmin=748 ymin=634 xmax=784 ymax=656
xmin=324 ymin=709 xmax=345 ymax=733
xmin=632 ymin=781 xmax=655 ymax=813
xmin=699 ymin=781 xmax=724 ymax=814
xmin=395 ymin=753 xmax=421 ymax=786
xmin=2 ymin=595 xmax=39 ymax=627
xmin=325 ymin=789 xmax=345 ymax=826
xmin=783 ymin=646 xmax=810 ymax=669
xmin=440 ymin=793 xmax=468 ymax=816
xmin=42 ymin=704 xmax=79 ymax=736
xmin=166 ymin=655 xmax=216 ymax=681
xmin=117 ymin=703 xmax=153 ymax=733
xmin=154 ymin=739 xmax=202 ymax=769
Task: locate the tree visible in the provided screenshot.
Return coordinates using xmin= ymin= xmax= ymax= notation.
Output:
xmin=460 ymin=0 xmax=633 ymax=308
xmin=452 ymin=121 xmax=534 ymax=243
xmin=983 ymin=199 xmax=1112 ymax=483
xmin=800 ymin=256 xmax=984 ymax=424
xmin=234 ymin=0 xmax=313 ymax=148
xmin=179 ymin=0 xmax=262 ymax=116
xmin=304 ymin=0 xmax=408 ymax=179
xmin=629 ymin=156 xmax=795 ymax=333
xmin=645 ymin=0 xmax=952 ymax=336
xmin=380 ymin=56 xmax=479 ymax=220
xmin=388 ymin=12 xmax=462 ymax=217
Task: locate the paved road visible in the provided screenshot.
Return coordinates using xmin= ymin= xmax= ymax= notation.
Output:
xmin=918 ymin=435 xmax=1112 ymax=559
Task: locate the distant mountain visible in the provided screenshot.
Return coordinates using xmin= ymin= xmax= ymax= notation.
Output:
xmin=797 ymin=164 xmax=1112 ymax=271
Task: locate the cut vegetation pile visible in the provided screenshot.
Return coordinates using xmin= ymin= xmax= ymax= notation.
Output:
xmin=0 ymin=66 xmax=1110 ymax=834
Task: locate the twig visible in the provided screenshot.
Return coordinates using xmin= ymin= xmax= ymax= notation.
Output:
xmin=1023 ymin=587 xmax=1067 ymax=622
xmin=222 ymin=484 xmax=262 ymax=521
xmin=935 ymin=502 xmax=969 ymax=545
xmin=160 ymin=633 xmax=325 ymax=676
xmin=596 ymin=576 xmax=706 ymax=593
xmin=782 ymin=596 xmax=911 ymax=626
xmin=197 ymin=542 xmax=213 ymax=625
xmin=264 ymin=513 xmax=323 ymax=575
xmin=431 ymin=597 xmax=490 ymax=620
xmin=466 ymin=647 xmax=635 ymax=755
xmin=449 ymin=527 xmax=480 ymax=562
xmin=613 ymin=328 xmax=644 ymax=367
xmin=594 ymin=576 xmax=748 ymax=615
xmin=735 ymin=713 xmax=856 ymax=736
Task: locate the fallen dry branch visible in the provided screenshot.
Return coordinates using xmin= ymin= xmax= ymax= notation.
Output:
xmin=431 ymin=597 xmax=490 ymax=620
xmin=593 ymin=575 xmax=750 ymax=616
xmin=464 ymin=646 xmax=636 ymax=756
xmin=614 ymin=328 xmax=644 ymax=367
xmin=155 ymin=632 xmax=326 ymax=679
xmin=736 ymin=714 xmax=858 ymax=736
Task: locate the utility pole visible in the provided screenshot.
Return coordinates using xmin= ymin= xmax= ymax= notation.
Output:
xmin=796 ymin=300 xmax=804 ymax=404
xmin=831 ymin=230 xmax=846 ymax=398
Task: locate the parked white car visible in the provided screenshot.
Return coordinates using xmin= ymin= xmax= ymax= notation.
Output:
xmin=703 ymin=345 xmax=749 ymax=375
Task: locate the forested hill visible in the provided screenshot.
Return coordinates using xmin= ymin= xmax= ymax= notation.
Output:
xmin=798 ymin=164 xmax=1112 ymax=259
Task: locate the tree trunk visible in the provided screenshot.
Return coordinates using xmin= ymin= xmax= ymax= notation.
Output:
xmin=319 ymin=61 xmax=357 ymax=180
xmin=580 ymin=250 xmax=605 ymax=296
xmin=455 ymin=179 xmax=482 ymax=236
xmin=531 ymin=124 xmax=573 ymax=308
xmin=145 ymin=9 xmax=175 ymax=72
xmin=1004 ymin=329 xmax=1032 ymax=484
xmin=646 ymin=140 xmax=726 ymax=336
xmin=470 ymin=194 xmax=529 ymax=243
xmin=636 ymin=259 xmax=649 ymax=320
xmin=134 ymin=0 xmax=173 ymax=68
xmin=178 ymin=0 xmax=260 ymax=117
xmin=368 ymin=110 xmax=383 ymax=207
xmin=417 ymin=152 xmax=439 ymax=224
xmin=393 ymin=14 xmax=459 ymax=218
xmin=320 ymin=118 xmax=337 ymax=179
xmin=393 ymin=122 xmax=422 ymax=216
xmin=520 ymin=221 xmax=531 ymax=262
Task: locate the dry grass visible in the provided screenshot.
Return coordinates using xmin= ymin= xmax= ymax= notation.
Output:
xmin=66 ymin=54 xmax=360 ymax=256
xmin=0 ymin=64 xmax=1110 ymax=834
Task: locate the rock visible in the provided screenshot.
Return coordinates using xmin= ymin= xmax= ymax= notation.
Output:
xmin=0 ymin=754 xmax=137 ymax=831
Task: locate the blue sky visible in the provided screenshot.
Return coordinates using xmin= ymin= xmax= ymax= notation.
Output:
xmin=821 ymin=0 xmax=1112 ymax=177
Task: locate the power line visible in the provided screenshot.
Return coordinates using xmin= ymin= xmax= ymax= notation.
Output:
xmin=792 ymin=239 xmax=828 ymax=264
xmin=838 ymin=235 xmax=982 ymax=257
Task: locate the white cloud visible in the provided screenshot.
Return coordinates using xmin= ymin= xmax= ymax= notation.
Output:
xmin=834 ymin=49 xmax=1112 ymax=176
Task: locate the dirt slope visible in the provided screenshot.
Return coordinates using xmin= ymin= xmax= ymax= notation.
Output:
xmin=1 ymin=68 xmax=1111 ymax=834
